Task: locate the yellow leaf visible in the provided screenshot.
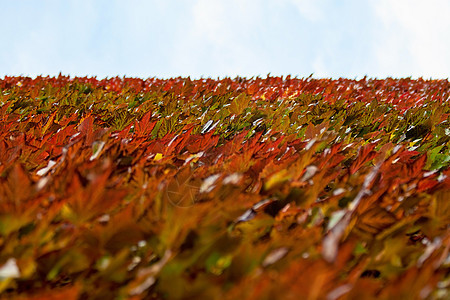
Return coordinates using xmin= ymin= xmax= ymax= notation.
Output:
xmin=264 ymin=169 xmax=291 ymax=190
xmin=229 ymin=93 xmax=250 ymax=115
xmin=42 ymin=111 xmax=57 ymax=135
xmin=61 ymin=203 xmax=76 ymax=221
xmin=19 ymin=257 xmax=36 ymax=279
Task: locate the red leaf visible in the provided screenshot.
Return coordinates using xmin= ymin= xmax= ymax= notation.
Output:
xmin=408 ymin=154 xmax=427 ymax=178
xmin=350 ymin=143 xmax=377 ymax=175
xmin=78 ymin=115 xmax=94 ymax=146
xmin=134 ymin=111 xmax=156 ymax=137
xmin=417 ymin=178 xmax=439 ymax=193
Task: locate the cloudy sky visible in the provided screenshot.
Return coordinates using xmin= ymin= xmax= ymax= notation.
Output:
xmin=1 ymin=0 xmax=449 ymax=79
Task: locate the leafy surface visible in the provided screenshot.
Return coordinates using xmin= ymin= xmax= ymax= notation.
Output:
xmin=0 ymin=75 xmax=449 ymax=299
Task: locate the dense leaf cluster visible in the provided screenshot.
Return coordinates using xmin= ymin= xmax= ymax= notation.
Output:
xmin=0 ymin=75 xmax=449 ymax=299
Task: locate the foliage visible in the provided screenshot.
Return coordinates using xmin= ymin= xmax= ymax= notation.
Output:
xmin=0 ymin=75 xmax=449 ymax=299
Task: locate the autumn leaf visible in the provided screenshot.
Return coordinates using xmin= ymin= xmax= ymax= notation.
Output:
xmin=0 ymin=75 xmax=449 ymax=299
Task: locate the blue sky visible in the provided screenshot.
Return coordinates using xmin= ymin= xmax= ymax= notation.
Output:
xmin=1 ymin=0 xmax=449 ymax=79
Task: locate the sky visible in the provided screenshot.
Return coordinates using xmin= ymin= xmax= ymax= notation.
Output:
xmin=1 ymin=0 xmax=449 ymax=79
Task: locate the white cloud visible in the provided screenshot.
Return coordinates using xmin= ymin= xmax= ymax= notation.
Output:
xmin=286 ymin=0 xmax=326 ymax=21
xmin=312 ymin=56 xmax=331 ymax=78
xmin=3 ymin=0 xmax=104 ymax=77
xmin=1 ymin=1 xmax=448 ymax=79
xmin=191 ymin=0 xmax=229 ymax=47
xmin=371 ymin=0 xmax=450 ymax=78
xmin=171 ymin=0 xmax=271 ymax=77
